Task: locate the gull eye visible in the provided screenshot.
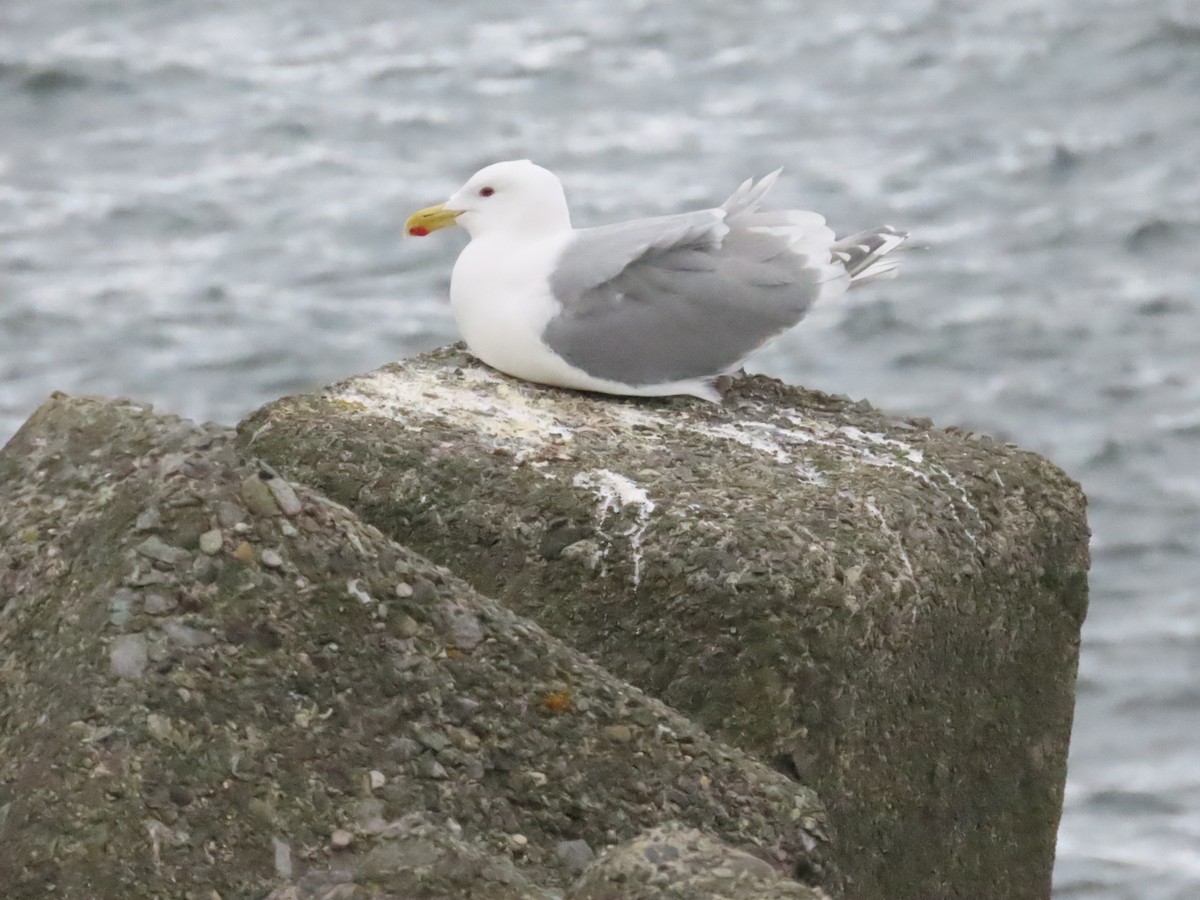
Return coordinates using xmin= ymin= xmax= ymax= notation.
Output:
xmin=479 ymin=186 xmax=495 ymax=197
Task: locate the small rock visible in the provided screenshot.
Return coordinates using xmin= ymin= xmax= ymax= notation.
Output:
xmin=508 ymin=833 xmax=528 ymax=852
xmin=843 ymin=564 xmax=864 ymax=588
xmin=361 ymin=839 xmax=441 ymax=877
xmin=448 ymin=726 xmax=481 ymax=753
xmin=561 ymin=539 xmax=603 ymax=570
xmin=135 ymin=536 xmax=190 ymax=567
xmin=261 ymin=549 xmax=284 ymax=569
xmin=163 ymin=621 xmax=214 ymax=647
xmin=127 ymin=568 xmax=172 ymax=587
xmin=481 ymin=855 xmax=523 ymax=886
xmin=444 ymin=608 xmax=484 ymax=651
xmin=369 ymin=769 xmax=386 ymax=790
xmin=216 ymin=501 xmax=246 ymax=527
xmin=540 ymin=522 xmax=593 ymax=560
xmin=346 ymin=579 xmax=373 ymax=603
xmin=411 ymin=576 xmax=438 ymax=604
xmin=198 ymin=529 xmax=223 ymax=555
xmin=191 ymin=554 xmax=220 ymax=586
xmin=394 ymin=582 xmax=414 ymax=598
xmin=330 ymin=829 xmax=354 ymax=851
xmin=413 ymin=729 xmax=451 ymax=753
xmin=143 ymin=593 xmax=177 ymax=616
xmin=414 ymin=758 xmax=448 ymax=780
xmin=108 ymin=588 xmax=136 ymax=626
xmin=231 ymin=541 xmax=255 ymax=564
xmin=570 ymin=823 xmax=798 ymax=895
xmin=146 ymin=713 xmax=173 ymax=742
xmin=110 ymin=634 xmax=148 ymax=679
xmin=390 ymin=737 xmax=422 ymax=761
xmin=629 ymin=707 xmax=659 ymax=727
xmin=353 ymin=798 xmax=387 ymax=831
xmin=265 ymin=475 xmax=303 ymax=516
xmin=395 ymin=615 xmax=420 ymax=638
xmin=456 ymin=697 xmax=482 ymax=718
xmin=280 ymin=522 xmax=299 ymax=537
xmin=555 ymin=839 xmax=596 ymax=873
xmin=272 ymin=837 xmax=293 ymax=879
xmin=240 ymin=475 xmax=281 ymax=517
xmin=601 ymin=724 xmax=635 ymax=743
xmin=147 ymin=635 xmax=171 ymax=662
xmin=135 ymin=508 xmax=162 ymax=532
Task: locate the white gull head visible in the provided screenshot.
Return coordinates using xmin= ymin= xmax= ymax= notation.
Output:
xmin=443 ymin=160 xmax=572 ymax=239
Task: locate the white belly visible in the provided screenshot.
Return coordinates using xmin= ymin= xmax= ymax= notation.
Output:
xmin=450 ymin=233 xmax=628 ymax=392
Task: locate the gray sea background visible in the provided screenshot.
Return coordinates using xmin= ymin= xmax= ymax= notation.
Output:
xmin=2 ymin=0 xmax=1198 ymax=895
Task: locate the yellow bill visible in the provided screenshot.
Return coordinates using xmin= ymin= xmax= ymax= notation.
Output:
xmin=405 ymin=203 xmax=461 ymax=237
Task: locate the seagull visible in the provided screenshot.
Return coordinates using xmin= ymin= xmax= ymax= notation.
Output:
xmin=405 ymin=160 xmax=905 ymax=401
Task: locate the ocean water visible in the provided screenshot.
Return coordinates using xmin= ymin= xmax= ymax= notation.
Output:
xmin=2 ymin=0 xmax=1198 ymax=895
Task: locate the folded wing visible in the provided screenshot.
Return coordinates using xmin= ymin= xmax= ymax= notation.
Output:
xmin=543 ymin=173 xmax=839 ymax=386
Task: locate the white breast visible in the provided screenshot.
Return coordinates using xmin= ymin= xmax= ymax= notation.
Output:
xmin=450 ymin=233 xmax=583 ymax=386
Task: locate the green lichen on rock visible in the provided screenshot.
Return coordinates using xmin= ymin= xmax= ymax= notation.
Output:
xmin=237 ymin=346 xmax=1090 ymax=900
xmin=0 ymin=394 xmax=828 ymax=899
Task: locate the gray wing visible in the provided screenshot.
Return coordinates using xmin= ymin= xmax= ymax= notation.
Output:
xmin=544 ymin=173 xmax=829 ymax=386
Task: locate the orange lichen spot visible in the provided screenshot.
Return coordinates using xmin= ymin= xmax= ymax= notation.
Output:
xmin=541 ymin=689 xmax=573 ymax=714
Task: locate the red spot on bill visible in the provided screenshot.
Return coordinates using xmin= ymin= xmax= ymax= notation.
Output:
xmin=409 ymin=226 xmax=429 ymax=237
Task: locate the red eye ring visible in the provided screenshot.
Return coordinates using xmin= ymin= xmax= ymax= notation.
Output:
xmin=479 ymin=187 xmax=495 ymax=197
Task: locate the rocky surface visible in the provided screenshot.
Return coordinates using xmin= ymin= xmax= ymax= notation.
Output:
xmin=564 ymin=822 xmax=828 ymax=899
xmin=0 ymin=394 xmax=829 ymax=899
xmin=239 ymin=345 xmax=1091 ymax=900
